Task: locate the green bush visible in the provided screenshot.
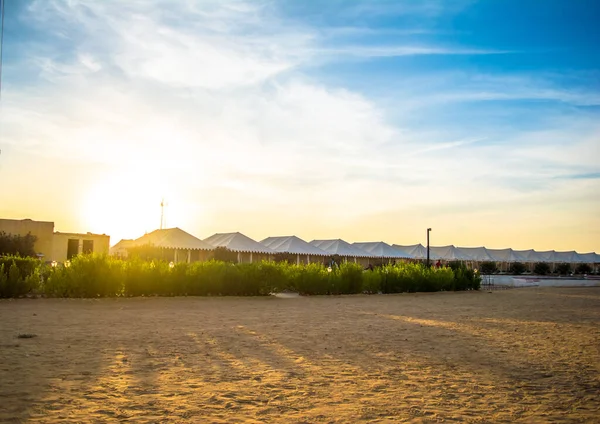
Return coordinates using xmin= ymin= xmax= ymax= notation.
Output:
xmin=378 ymin=262 xmax=455 ymax=293
xmin=45 ymin=254 xmax=124 ymax=297
xmin=509 ymin=262 xmax=527 ymax=275
xmin=0 ymin=257 xmax=42 ymax=298
xmin=0 ymin=255 xmax=486 ymax=298
xmin=362 ymin=270 xmax=382 ymax=293
xmin=533 ymin=262 xmax=551 ymax=275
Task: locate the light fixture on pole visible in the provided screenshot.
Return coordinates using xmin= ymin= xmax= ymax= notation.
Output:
xmin=427 ymin=228 xmax=432 ymax=267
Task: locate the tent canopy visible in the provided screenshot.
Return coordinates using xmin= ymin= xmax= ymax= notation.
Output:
xmin=456 ymin=247 xmax=495 ymax=261
xmin=393 ymin=244 xmax=443 ymax=260
xmin=578 ymin=252 xmax=600 ymax=264
xmin=553 ymin=251 xmax=578 ymax=263
xmin=530 ymin=250 xmax=556 ymax=262
xmin=353 ymin=241 xmax=413 ymax=258
xmin=430 ymin=245 xmax=473 ymax=261
xmin=260 ymin=236 xmax=329 ymax=256
xmin=513 ymin=249 xmax=537 ymax=262
xmin=486 ymin=248 xmax=528 ymax=263
xmin=204 ymin=232 xmax=274 ymax=254
xmin=310 ymin=239 xmax=371 ymax=257
xmin=132 ymin=228 xmax=214 ymax=250
xmin=109 ymin=239 xmax=135 ymax=255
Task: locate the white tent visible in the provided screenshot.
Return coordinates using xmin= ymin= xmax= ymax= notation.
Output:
xmin=261 ymin=235 xmax=329 ymax=256
xmin=393 ymin=244 xmax=443 ymax=260
xmin=109 ymin=239 xmax=135 ymax=257
xmin=553 ymin=251 xmax=579 ymax=263
xmin=486 ymin=248 xmax=528 ymax=263
xmin=456 ymin=247 xmax=495 ymax=261
xmin=578 ymin=252 xmax=600 ymax=263
xmin=310 ymin=239 xmax=371 ymax=258
xmin=430 ymin=245 xmax=473 ymax=261
xmin=353 ymin=242 xmax=414 ymax=259
xmin=134 ymin=228 xmax=214 ymax=251
xmin=530 ymin=250 xmax=556 ymax=263
xmin=513 ymin=249 xmax=537 ymax=263
xmin=203 ymin=232 xmax=274 ymax=254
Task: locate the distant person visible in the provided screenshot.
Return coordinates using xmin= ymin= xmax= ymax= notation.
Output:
xmin=435 ymin=260 xmax=441 ymax=268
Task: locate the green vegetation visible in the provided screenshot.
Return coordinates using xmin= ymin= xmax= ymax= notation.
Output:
xmin=509 ymin=262 xmax=527 ymax=275
xmin=1 ymin=254 xmax=484 ymax=298
xmin=0 ymin=256 xmax=42 ymax=298
xmin=0 ymin=232 xmax=38 ymax=257
xmin=575 ymin=263 xmax=592 ymax=274
xmin=534 ymin=262 xmax=551 ymax=275
xmin=479 ymin=261 xmax=498 ymax=274
xmin=555 ymin=263 xmax=571 ymax=275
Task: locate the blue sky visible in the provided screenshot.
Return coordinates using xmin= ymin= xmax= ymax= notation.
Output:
xmin=1 ymin=0 xmax=599 ymax=251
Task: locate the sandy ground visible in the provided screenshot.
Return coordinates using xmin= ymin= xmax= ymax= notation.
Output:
xmin=1 ymin=288 xmax=599 ymax=423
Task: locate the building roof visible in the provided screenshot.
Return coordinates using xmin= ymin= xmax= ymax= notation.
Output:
xmin=203 ymin=232 xmax=274 ymax=254
xmin=260 ymin=236 xmax=329 ymax=256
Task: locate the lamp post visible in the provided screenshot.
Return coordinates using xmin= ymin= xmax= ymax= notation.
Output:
xmin=426 ymin=228 xmax=432 ymax=267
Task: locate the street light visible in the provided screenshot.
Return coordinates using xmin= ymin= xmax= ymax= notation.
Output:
xmin=427 ymin=228 xmax=432 ymax=267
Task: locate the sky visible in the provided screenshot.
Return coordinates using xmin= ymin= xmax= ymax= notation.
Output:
xmin=0 ymin=0 xmax=599 ymax=252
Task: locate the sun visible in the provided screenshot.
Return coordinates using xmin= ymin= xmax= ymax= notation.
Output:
xmin=81 ymin=170 xmax=170 ymax=243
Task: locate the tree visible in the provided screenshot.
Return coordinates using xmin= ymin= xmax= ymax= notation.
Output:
xmin=555 ymin=263 xmax=571 ymax=275
xmin=0 ymin=232 xmax=38 ymax=257
xmin=575 ymin=263 xmax=592 ymax=274
xmin=534 ymin=262 xmax=550 ymax=275
xmin=509 ymin=262 xmax=527 ymax=275
xmin=480 ymin=261 xmax=497 ymax=274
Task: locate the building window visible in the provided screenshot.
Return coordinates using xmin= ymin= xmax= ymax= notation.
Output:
xmin=83 ymin=240 xmax=94 ymax=255
xmin=67 ymin=239 xmax=79 ymax=260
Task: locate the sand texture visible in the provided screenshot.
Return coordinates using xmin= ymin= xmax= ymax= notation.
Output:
xmin=1 ymin=287 xmax=599 ymax=423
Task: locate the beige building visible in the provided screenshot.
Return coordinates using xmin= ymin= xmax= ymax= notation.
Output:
xmin=0 ymin=218 xmax=109 ymax=262
xmin=52 ymin=232 xmax=110 ymax=262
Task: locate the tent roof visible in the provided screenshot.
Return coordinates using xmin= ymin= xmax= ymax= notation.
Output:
xmin=430 ymin=245 xmax=473 ymax=261
xmin=204 ymin=232 xmax=274 ymax=254
xmin=310 ymin=239 xmax=372 ymax=257
xmin=456 ymin=247 xmax=495 ymax=261
xmin=393 ymin=244 xmax=443 ymax=260
xmin=133 ymin=228 xmax=214 ymax=250
xmin=553 ymin=251 xmax=579 ymax=263
xmin=260 ymin=236 xmax=329 ymax=256
xmin=109 ymin=239 xmax=135 ymax=254
xmin=530 ymin=250 xmax=556 ymax=262
xmin=353 ymin=241 xmax=414 ymax=258
xmin=486 ymin=248 xmax=528 ymax=263
xmin=513 ymin=249 xmax=537 ymax=262
xmin=578 ymin=252 xmax=600 ymax=263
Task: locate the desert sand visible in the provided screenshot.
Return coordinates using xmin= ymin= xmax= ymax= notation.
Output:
xmin=1 ymin=287 xmax=599 ymax=423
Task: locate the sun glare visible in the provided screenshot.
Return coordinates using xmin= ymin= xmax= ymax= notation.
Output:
xmin=81 ymin=171 xmax=169 ymax=243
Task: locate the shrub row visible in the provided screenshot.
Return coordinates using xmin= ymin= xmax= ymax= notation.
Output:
xmin=0 ymin=256 xmax=42 ymax=298
xmin=2 ymin=254 xmax=481 ymax=298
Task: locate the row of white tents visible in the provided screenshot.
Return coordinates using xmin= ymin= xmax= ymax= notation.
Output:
xmin=110 ymin=228 xmax=600 ymax=265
